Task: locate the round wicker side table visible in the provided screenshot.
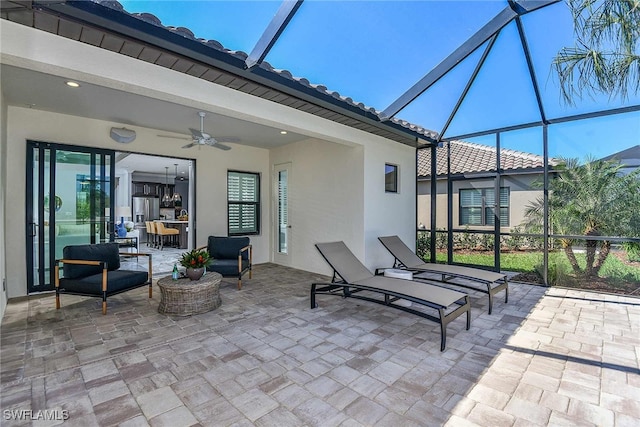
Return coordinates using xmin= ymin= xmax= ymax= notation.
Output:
xmin=157 ymin=272 xmax=222 ymax=316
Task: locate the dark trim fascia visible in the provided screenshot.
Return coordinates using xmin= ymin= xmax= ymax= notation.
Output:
xmin=36 ymin=1 xmax=433 ymax=146
xmin=417 ymin=166 xmax=549 ymax=181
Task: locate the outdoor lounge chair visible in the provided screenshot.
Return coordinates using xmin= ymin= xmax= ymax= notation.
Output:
xmin=313 ymin=241 xmax=470 ymax=351
xmin=378 ymin=235 xmax=508 ymax=314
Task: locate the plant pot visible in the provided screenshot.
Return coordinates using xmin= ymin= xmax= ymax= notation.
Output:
xmin=185 ymin=267 xmax=205 ymax=281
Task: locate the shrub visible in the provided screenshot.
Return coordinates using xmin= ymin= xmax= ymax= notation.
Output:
xmin=622 ymin=242 xmax=640 ymax=262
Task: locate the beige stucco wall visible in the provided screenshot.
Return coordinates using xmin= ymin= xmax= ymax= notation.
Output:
xmin=270 ymin=139 xmax=365 ymax=274
xmin=418 ymin=174 xmax=542 ymax=232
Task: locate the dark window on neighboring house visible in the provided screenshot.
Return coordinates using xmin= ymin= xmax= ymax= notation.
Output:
xmin=228 ymin=171 xmax=260 ymax=235
xmin=460 ymin=187 xmax=509 ymax=226
xmin=385 ymin=164 xmax=398 ymax=193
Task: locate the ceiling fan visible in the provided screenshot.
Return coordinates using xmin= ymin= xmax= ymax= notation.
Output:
xmin=158 ymin=111 xmax=239 ymax=150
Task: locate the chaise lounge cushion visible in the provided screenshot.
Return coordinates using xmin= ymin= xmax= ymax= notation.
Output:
xmin=63 ymin=243 xmax=121 ymax=279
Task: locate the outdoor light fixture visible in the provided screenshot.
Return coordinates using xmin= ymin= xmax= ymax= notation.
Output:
xmin=110 ymin=127 xmax=136 ymax=143
xmin=65 ymin=81 xmax=80 ymax=88
xmin=280 ymin=130 xmax=288 ymax=135
xmin=172 ymin=164 xmax=182 ymax=206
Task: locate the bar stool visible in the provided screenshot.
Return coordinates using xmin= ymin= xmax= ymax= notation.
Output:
xmin=145 ymin=221 xmax=155 ymax=247
xmin=155 ymin=222 xmax=179 ymax=250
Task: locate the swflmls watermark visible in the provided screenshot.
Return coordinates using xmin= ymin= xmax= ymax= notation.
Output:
xmin=3 ymin=409 xmax=69 ymax=421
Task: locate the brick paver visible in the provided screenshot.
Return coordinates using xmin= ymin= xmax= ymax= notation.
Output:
xmin=1 ymin=264 xmax=638 ymax=426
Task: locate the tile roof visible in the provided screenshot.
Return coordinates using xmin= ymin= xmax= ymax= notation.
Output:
xmin=418 ymin=140 xmax=550 ymax=177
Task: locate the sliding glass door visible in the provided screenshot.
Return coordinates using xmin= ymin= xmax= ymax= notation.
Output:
xmin=26 ymin=142 xmax=115 ymax=293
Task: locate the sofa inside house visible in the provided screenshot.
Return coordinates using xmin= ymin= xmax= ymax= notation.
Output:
xmin=50 ymin=222 xmax=139 ymax=260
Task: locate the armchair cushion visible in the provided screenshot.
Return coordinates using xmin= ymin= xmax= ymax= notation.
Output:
xmin=207 ymin=236 xmax=250 ymax=260
xmin=60 ymin=270 xmax=149 ymax=296
xmin=206 ymin=259 xmax=250 ymax=276
xmin=63 ymin=243 xmax=120 ymax=279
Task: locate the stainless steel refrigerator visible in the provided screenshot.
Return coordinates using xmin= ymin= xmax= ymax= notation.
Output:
xmin=133 ymin=196 xmax=160 ymax=243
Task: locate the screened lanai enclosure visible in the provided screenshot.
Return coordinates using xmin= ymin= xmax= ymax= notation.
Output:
xmin=94 ymin=0 xmax=640 ymax=293
xmin=7 ymin=0 xmax=639 ymax=293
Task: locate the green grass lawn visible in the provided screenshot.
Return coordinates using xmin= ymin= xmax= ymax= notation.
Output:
xmin=433 ymin=250 xmax=640 ymax=288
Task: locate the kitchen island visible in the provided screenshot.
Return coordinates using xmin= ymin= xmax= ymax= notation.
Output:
xmin=157 ymin=220 xmax=189 ymax=249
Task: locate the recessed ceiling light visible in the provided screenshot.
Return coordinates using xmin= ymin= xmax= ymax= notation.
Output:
xmin=280 ymin=131 xmax=288 ymax=135
xmin=65 ymin=81 xmax=80 ymax=88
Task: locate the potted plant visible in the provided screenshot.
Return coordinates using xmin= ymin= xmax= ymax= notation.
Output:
xmin=179 ymin=248 xmax=212 ymax=281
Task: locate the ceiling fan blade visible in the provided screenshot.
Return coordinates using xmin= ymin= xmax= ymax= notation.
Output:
xmin=181 ymin=143 xmax=196 ymax=149
xmin=157 ymin=134 xmax=191 ymax=141
xmin=189 ymin=128 xmax=205 ymax=139
xmin=212 ymin=142 xmax=232 ymax=151
xmin=216 ymin=137 xmax=241 ymax=143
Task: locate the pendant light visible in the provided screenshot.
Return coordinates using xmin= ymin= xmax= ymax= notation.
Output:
xmin=172 ymin=163 xmax=182 ymax=206
xmin=162 ymin=166 xmax=172 ymax=206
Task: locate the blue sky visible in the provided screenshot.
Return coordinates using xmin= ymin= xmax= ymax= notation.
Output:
xmin=120 ymin=0 xmax=639 ymax=160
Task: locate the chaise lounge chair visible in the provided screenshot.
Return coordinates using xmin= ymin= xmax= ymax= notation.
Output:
xmin=313 ymin=241 xmax=470 ymax=351
xmin=378 ymin=235 xmax=508 ymax=314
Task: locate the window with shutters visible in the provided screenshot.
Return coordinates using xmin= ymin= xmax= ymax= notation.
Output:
xmin=459 ymin=187 xmax=509 ymax=226
xmin=227 ymin=171 xmax=260 ymax=235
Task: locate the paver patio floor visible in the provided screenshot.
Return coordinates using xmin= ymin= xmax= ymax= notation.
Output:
xmin=1 ymin=263 xmax=638 ymax=426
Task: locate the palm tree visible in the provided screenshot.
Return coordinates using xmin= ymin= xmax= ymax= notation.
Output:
xmin=523 ymin=156 xmax=640 ymax=277
xmin=554 ymin=0 xmax=640 ymax=104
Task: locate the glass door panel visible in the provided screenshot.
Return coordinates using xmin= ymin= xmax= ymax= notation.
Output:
xmin=26 ymin=142 xmax=114 ymax=293
xmin=273 ymin=163 xmax=291 ymax=265
xmin=278 ymin=168 xmax=289 ymax=254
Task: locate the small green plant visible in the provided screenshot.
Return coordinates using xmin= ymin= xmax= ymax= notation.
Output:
xmin=504 ymin=227 xmax=526 ymax=251
xmin=179 ymin=249 xmax=212 ymax=269
xmin=479 ymin=233 xmax=494 ymax=251
xmin=535 ymin=259 xmax=572 ymax=286
xmin=416 ymin=231 xmax=430 ymax=261
xmin=622 ymin=242 xmax=640 ymax=262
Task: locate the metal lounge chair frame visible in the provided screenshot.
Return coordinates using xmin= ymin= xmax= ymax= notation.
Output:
xmin=313 ymin=241 xmax=470 ymax=351
xmin=378 ymin=235 xmax=509 ymax=314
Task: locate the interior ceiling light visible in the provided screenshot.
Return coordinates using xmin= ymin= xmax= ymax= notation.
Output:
xmin=172 ymin=164 xmax=182 ymax=204
xmin=65 ymin=81 xmax=80 ymax=88
xmin=162 ymin=167 xmax=171 ymax=206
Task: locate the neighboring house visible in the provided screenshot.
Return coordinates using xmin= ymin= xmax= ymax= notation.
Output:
xmin=417 ymin=140 xmax=553 ymax=232
xmin=0 ymin=1 xmax=435 ymax=314
xmin=601 ymin=145 xmax=640 ymax=176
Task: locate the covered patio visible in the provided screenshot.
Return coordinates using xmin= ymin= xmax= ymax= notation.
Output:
xmin=2 ymin=264 xmax=638 ymax=425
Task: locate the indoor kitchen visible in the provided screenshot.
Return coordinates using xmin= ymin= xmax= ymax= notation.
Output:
xmin=114 ymin=152 xmax=194 ymax=273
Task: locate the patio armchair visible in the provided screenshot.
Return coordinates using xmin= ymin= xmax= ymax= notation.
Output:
xmin=54 ymin=242 xmax=152 ymax=314
xmin=198 ymin=236 xmax=252 ymax=289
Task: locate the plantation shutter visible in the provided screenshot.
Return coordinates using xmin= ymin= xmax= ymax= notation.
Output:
xmin=460 ymin=187 xmax=509 ymax=226
xmin=228 ymin=171 xmax=260 ymax=235
xmin=499 ymin=187 xmax=509 ymax=226
xmin=460 ymin=189 xmax=482 ymax=225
